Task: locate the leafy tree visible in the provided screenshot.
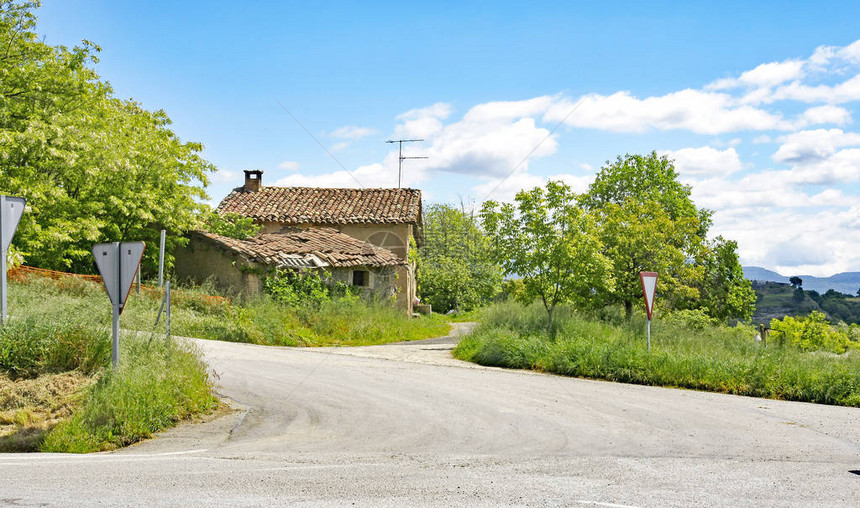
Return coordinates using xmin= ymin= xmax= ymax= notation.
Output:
xmin=481 ymin=181 xmax=613 ymax=327
xmin=697 ymin=237 xmax=756 ymax=321
xmin=0 ymin=1 xmax=214 ymax=274
xmin=418 ymin=203 xmax=502 ymax=312
xmin=789 ymin=276 xmax=803 ymax=289
xmin=204 ymin=211 xmax=262 ymax=240
xmin=581 ymin=152 xmax=709 ymax=318
xmin=581 ymin=152 xmax=753 ymax=321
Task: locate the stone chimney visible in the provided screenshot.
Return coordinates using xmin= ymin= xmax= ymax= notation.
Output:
xmin=243 ymin=170 xmax=263 ymax=192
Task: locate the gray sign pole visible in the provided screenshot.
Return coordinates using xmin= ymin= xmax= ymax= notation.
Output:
xmin=165 ymin=280 xmax=171 ymax=340
xmin=0 ymin=195 xmax=6 ymax=325
xmin=647 ymin=318 xmax=651 ymax=351
xmin=111 ymin=242 xmax=121 ymax=367
xmin=158 ymin=229 xmax=166 ymax=287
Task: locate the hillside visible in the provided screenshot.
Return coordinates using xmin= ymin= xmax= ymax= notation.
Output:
xmin=743 ymin=266 xmax=860 ymax=295
xmin=752 ymin=281 xmax=860 ymax=325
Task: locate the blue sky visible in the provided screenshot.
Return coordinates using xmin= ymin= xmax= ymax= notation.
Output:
xmin=35 ymin=1 xmax=860 ymax=276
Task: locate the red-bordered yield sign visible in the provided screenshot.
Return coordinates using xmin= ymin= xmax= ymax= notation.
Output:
xmin=639 ymin=271 xmax=658 ymax=320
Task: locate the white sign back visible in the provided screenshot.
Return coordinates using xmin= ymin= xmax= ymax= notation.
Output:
xmin=640 ymin=271 xmax=658 ymax=320
xmin=1 ymin=196 xmax=26 ymax=253
xmin=93 ymin=242 xmax=145 ymax=313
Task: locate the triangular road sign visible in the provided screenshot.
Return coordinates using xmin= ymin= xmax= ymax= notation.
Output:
xmin=93 ymin=242 xmax=145 ymax=313
xmin=640 ymin=271 xmax=658 ymax=320
xmin=1 ymin=196 xmax=26 ymax=253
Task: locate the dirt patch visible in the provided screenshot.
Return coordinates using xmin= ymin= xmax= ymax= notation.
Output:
xmin=0 ymin=372 xmax=95 ymax=452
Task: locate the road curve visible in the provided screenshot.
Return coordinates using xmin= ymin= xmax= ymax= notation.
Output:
xmin=2 ymin=323 xmax=859 ymax=506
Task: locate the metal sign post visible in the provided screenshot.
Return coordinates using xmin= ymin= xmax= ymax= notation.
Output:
xmin=639 ymin=271 xmax=658 ymax=351
xmin=0 ymin=195 xmax=26 ymax=325
xmin=158 ymin=229 xmax=166 ymax=287
xmin=93 ymin=242 xmax=145 ymax=367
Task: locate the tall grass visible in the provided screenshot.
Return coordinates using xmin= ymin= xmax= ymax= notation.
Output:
xmin=7 ymin=275 xmax=450 ymax=347
xmin=41 ymin=333 xmax=216 ymax=452
xmin=2 ymin=277 xmax=217 ymax=452
xmin=453 ymin=301 xmax=860 ymax=407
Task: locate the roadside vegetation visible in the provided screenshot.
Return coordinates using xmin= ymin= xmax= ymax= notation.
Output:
xmin=454 ymin=301 xmax=860 ymax=407
xmin=0 ymin=311 xmax=216 ymax=452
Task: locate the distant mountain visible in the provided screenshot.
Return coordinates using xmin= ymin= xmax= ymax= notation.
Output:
xmin=743 ymin=266 xmax=860 ymax=295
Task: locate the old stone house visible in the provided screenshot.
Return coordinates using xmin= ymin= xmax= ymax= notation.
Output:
xmin=176 ymin=170 xmax=422 ymax=312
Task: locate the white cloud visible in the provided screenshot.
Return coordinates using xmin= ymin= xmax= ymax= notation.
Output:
xmin=546 ymin=90 xmax=792 ymax=134
xmin=661 ymin=146 xmax=743 ymax=177
xmin=471 ymin=170 xmax=593 ymax=203
xmin=210 ymin=169 xmax=237 ymax=183
xmin=391 ymin=99 xmax=559 ymax=178
xmin=772 ymin=128 xmax=860 ymax=165
xmin=330 ymin=142 xmax=350 ymax=152
xmin=771 ymin=74 xmax=860 ymax=104
xmin=277 ymin=160 xmax=300 ymax=171
xmin=800 ymin=105 xmax=851 ymax=126
xmin=273 ymin=160 xmax=407 ymax=189
xmin=709 ymin=60 xmax=805 ymax=90
xmin=330 ymin=126 xmax=378 ymax=140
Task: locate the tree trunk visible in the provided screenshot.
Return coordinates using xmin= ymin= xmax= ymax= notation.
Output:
xmin=624 ymin=300 xmax=633 ymax=320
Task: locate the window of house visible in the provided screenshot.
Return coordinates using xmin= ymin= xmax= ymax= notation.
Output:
xmin=352 ymin=270 xmax=369 ymax=287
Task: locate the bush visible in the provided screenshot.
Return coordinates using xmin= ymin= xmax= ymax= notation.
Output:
xmin=769 ymin=311 xmax=850 ymax=354
xmin=454 ymin=302 xmax=860 ymax=407
xmin=264 ymin=269 xmax=357 ymax=308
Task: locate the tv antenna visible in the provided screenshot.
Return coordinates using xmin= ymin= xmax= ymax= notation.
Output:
xmin=386 ymin=139 xmax=428 ymax=188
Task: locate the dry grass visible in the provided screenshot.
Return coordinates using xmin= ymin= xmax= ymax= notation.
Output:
xmin=0 ymin=372 xmax=95 ymax=452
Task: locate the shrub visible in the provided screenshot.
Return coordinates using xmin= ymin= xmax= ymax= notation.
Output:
xmin=769 ymin=311 xmax=850 ymax=354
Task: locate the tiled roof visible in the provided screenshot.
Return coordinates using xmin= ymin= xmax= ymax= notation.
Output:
xmin=192 ymin=228 xmax=404 ymax=268
xmin=216 ymin=186 xmax=422 ymax=225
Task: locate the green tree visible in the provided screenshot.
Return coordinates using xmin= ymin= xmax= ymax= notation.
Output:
xmin=789 ymin=276 xmax=803 ymax=289
xmin=204 ymin=211 xmax=262 ymax=240
xmin=696 ymin=237 xmax=757 ymax=321
xmin=418 ymin=203 xmax=501 ymax=312
xmin=0 ymin=1 xmax=214 ymax=274
xmin=582 ymin=152 xmax=753 ymax=321
xmin=481 ymin=181 xmax=613 ymax=326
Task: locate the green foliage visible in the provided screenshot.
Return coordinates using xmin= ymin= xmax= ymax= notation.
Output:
xmin=418 ymin=203 xmax=502 ymax=312
xmin=41 ymin=334 xmax=216 ymax=452
xmin=581 ymin=152 xmax=753 ymax=322
xmin=696 ymin=237 xmax=756 ymax=321
xmin=203 ymin=211 xmax=262 ymax=240
xmin=264 ymin=269 xmax=357 ymax=308
xmin=454 ymin=302 xmax=860 ymax=407
xmin=769 ymin=311 xmax=851 ymax=354
xmin=0 ymin=1 xmax=214 ymax=274
xmin=793 ymin=288 xmax=806 ymax=302
xmin=481 ymin=181 xmax=612 ymax=325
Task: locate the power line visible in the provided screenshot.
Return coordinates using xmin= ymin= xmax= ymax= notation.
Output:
xmin=386 ymin=139 xmax=428 ymax=188
xmin=273 ymin=97 xmax=365 ymax=188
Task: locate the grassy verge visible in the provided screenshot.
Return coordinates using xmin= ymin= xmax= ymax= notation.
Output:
xmin=8 ymin=275 xmax=450 ymax=347
xmin=0 ymin=312 xmax=217 ymax=452
xmin=453 ymin=301 xmax=860 ymax=407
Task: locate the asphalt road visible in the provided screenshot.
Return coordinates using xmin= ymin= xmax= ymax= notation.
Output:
xmin=2 ymin=323 xmax=859 ymax=507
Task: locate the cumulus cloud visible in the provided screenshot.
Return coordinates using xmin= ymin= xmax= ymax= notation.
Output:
xmin=708 ymin=60 xmax=805 ymax=90
xmin=471 ymin=170 xmax=593 ymax=203
xmin=661 ymin=146 xmax=743 ymax=177
xmin=545 ymin=90 xmax=792 ymax=134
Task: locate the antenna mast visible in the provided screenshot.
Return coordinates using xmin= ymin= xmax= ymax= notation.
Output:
xmin=385 ymin=139 xmax=428 ymax=188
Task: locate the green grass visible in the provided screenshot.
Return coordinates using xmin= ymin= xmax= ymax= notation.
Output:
xmin=41 ymin=333 xmax=216 ymax=452
xmin=453 ymin=301 xmax=860 ymax=407
xmin=0 ymin=305 xmax=216 ymax=452
xmin=8 ymin=275 xmax=450 ymax=347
